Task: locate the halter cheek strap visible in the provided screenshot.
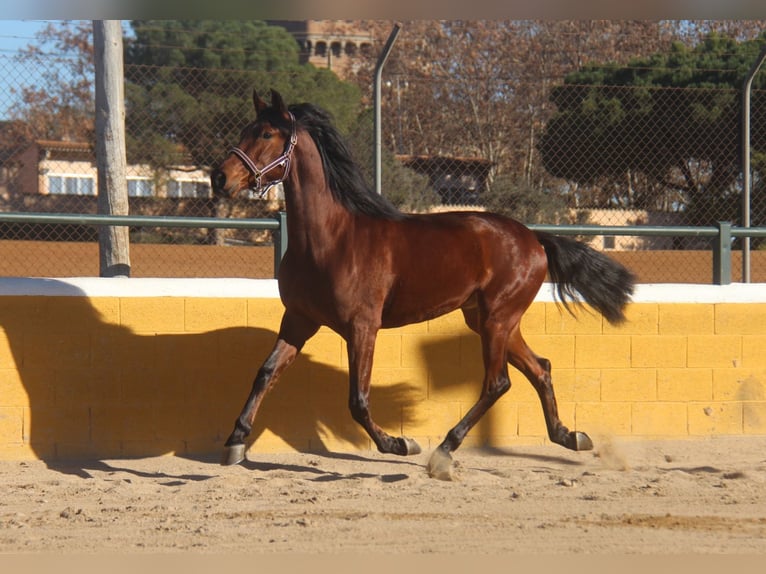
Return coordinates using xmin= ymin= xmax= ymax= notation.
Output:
xmin=228 ymin=111 xmax=297 ymax=197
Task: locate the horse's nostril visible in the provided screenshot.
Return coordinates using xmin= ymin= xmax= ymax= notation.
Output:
xmin=211 ymin=169 xmax=227 ymax=194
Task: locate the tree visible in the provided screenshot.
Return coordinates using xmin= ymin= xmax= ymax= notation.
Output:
xmin=538 ymin=32 xmax=766 ymax=225
xmin=345 ymin=108 xmax=436 ymax=211
xmin=6 ymin=20 xmax=362 ymax=173
xmin=349 ymin=20 xmax=679 ymax=193
xmin=483 ymin=174 xmax=573 ymax=225
xmin=7 ymin=20 xmax=95 ymax=142
xmin=346 ymin=20 xmax=766 ymax=222
xmin=124 ymin=20 xmax=362 ymax=170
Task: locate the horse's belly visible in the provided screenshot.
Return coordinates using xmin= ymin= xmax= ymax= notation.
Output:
xmin=380 ymin=281 xmax=472 ymax=328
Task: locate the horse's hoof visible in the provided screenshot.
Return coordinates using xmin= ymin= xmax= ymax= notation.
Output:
xmin=427 ymin=448 xmax=456 ymax=481
xmin=221 ymin=443 xmax=246 ymax=466
xmin=571 ymin=431 xmax=593 ymax=451
xmin=402 ymin=436 xmax=422 ymax=456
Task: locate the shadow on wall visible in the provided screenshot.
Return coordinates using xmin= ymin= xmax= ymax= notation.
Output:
xmin=0 ymin=281 xmax=420 ymax=468
xmin=416 ymin=329 xmax=547 ymax=448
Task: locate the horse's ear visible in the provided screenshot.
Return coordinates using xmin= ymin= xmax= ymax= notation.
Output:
xmin=270 ymin=89 xmax=288 ymax=116
xmin=253 ymin=90 xmax=268 ymax=115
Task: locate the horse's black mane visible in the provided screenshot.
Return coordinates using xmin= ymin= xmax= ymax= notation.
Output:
xmin=288 ymin=102 xmax=406 ymax=221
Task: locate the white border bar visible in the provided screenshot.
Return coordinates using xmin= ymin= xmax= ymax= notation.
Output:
xmin=0 ymin=277 xmax=280 ymax=298
xmin=0 ymin=277 xmax=764 ymax=303
xmin=537 ymin=283 xmax=766 ymax=303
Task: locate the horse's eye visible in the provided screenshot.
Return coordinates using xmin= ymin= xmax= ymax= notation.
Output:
xmin=262 ymin=131 xmax=273 ymax=140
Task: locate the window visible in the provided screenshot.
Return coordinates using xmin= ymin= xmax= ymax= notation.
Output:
xmin=47 ymin=175 xmax=95 ymax=196
xmin=167 ymin=179 xmax=211 ymax=198
xmin=127 ymin=178 xmax=155 ymax=197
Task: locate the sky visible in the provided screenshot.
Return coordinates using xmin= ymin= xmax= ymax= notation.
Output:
xmin=0 ymin=20 xmax=46 ymax=55
xmin=0 ymin=20 xmax=50 ymax=119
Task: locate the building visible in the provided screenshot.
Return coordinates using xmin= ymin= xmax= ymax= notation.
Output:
xmin=9 ymin=140 xmax=211 ymax=199
xmin=268 ymin=20 xmax=373 ymax=80
xmin=397 ymin=154 xmax=494 ymax=206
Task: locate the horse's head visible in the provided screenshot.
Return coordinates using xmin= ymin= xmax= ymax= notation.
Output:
xmin=210 ymin=89 xmax=297 ymax=198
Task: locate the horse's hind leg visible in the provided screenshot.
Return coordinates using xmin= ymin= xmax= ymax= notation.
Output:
xmin=427 ymin=305 xmax=512 ymax=480
xmin=221 ymin=311 xmax=319 ymax=466
xmin=506 ymin=326 xmax=593 ymax=451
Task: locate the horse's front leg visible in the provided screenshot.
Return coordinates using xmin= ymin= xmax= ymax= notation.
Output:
xmin=347 ymin=325 xmax=421 ymax=456
xmin=221 ymin=312 xmax=318 ymax=466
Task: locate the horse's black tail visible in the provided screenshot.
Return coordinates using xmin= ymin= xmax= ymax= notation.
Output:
xmin=535 ymin=231 xmax=636 ymax=325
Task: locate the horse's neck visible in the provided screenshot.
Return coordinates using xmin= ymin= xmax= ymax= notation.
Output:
xmin=283 ymin=145 xmax=350 ymax=258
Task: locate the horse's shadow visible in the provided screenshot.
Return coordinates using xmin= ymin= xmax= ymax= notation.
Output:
xmin=0 ymin=280 xmax=420 ymax=477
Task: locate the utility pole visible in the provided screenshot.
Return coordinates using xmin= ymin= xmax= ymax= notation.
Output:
xmin=93 ymin=20 xmax=130 ymax=277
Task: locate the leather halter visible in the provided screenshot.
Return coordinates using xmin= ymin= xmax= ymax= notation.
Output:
xmin=228 ymin=111 xmax=297 ymax=197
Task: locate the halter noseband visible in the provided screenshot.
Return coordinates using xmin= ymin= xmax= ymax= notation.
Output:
xmin=228 ymin=111 xmax=297 ymax=197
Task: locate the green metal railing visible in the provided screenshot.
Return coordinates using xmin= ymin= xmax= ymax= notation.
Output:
xmin=528 ymin=221 xmax=766 ymax=285
xmin=1 ymin=212 xmax=765 ymax=283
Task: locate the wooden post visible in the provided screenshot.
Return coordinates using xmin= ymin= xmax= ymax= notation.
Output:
xmin=93 ymin=20 xmax=130 ymax=277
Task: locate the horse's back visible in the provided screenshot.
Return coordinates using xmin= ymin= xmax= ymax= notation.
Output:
xmin=401 ymin=210 xmax=545 ymax=271
xmin=376 ymin=210 xmax=547 ymax=327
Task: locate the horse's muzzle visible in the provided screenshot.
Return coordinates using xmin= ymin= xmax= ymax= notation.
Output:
xmin=210 ymin=168 xmax=229 ymax=197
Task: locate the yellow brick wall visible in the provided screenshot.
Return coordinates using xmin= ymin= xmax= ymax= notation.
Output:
xmin=1 ymin=289 xmax=766 ymax=461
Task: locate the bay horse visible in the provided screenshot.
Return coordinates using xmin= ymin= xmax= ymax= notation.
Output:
xmin=210 ymin=89 xmax=635 ymax=480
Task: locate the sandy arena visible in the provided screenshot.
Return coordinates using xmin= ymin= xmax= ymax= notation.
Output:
xmin=1 ymin=241 xmax=765 ymax=557
xmin=1 ymin=435 xmax=765 ymax=554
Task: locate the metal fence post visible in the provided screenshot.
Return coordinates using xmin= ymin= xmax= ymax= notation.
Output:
xmin=740 ymin=44 xmax=766 ymax=283
xmin=273 ymin=211 xmax=288 ymax=277
xmin=373 ymin=22 xmax=401 ymax=195
xmin=713 ymin=221 xmax=732 ymax=285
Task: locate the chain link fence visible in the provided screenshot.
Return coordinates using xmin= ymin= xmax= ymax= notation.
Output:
xmin=372 ymin=77 xmax=766 ymax=224
xmin=0 ymin=51 xmax=282 ymax=277
xmin=1 ymin=25 xmax=765 ymax=282
xmin=372 ymin=72 xmax=766 ymax=282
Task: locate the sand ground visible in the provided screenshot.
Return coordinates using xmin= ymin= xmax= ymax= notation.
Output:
xmin=1 ymin=435 xmax=765 ymax=555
